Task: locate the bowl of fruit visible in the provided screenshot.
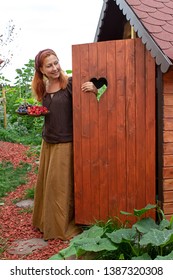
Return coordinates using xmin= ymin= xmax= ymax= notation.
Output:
xmin=16 ymin=103 xmax=32 ymax=115
xmin=27 ymin=105 xmax=50 ymax=116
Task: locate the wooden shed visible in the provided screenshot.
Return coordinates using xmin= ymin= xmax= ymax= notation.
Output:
xmin=72 ymin=0 xmax=173 ymax=224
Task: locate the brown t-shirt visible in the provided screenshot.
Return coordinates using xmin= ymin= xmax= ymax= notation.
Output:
xmin=42 ymin=77 xmax=73 ymax=143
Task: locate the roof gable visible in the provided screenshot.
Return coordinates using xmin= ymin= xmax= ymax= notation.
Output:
xmin=95 ymin=0 xmax=173 ymax=73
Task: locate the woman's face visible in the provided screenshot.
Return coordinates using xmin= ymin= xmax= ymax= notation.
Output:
xmin=40 ymin=54 xmax=60 ymax=80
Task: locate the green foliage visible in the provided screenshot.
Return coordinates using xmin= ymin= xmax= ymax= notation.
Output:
xmin=24 ymin=187 xmax=35 ymax=199
xmin=0 ymin=59 xmax=43 ymax=145
xmin=49 ymin=204 xmax=173 ymax=260
xmin=97 ymin=84 xmax=107 ymax=101
xmin=0 ymin=161 xmax=32 ymax=198
xmin=0 ymin=126 xmax=42 ymax=146
xmin=65 ymin=70 xmax=72 ymax=75
xmin=19 ymin=208 xmax=33 ymax=214
xmin=26 ymin=145 xmax=41 ymax=158
xmin=0 ymin=237 xmax=8 ymax=254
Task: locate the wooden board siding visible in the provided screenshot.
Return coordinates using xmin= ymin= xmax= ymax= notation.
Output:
xmin=72 ymin=38 xmax=156 ymax=225
xmin=163 ymin=66 xmax=173 ymax=218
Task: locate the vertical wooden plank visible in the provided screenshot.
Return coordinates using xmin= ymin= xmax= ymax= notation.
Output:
xmin=145 ymin=49 xmax=156 ymax=212
xmin=80 ymin=44 xmax=92 ymax=224
xmin=97 ymin=41 xmax=109 ymax=220
xmin=72 ymin=45 xmax=83 ymax=222
xmin=106 ymin=40 xmax=118 ymax=217
xmin=135 ymin=39 xmax=146 ymax=210
xmin=114 ymin=40 xmax=127 ymax=218
xmin=88 ymin=42 xmax=100 ymax=221
xmin=125 ymin=39 xmax=136 ymax=214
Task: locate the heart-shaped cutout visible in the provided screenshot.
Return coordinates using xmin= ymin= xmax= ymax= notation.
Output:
xmin=90 ymin=77 xmax=108 ymax=101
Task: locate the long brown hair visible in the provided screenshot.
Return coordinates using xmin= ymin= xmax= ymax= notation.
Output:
xmin=32 ymin=49 xmax=68 ymax=101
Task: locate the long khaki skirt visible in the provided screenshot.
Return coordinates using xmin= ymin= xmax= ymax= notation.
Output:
xmin=32 ymin=140 xmax=81 ymax=240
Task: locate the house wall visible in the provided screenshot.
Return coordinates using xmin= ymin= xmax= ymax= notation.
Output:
xmin=163 ymin=66 xmax=173 ymax=219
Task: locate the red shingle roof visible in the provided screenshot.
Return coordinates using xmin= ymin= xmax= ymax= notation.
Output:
xmin=125 ymin=0 xmax=173 ymax=60
xmin=95 ymin=0 xmax=173 ymax=72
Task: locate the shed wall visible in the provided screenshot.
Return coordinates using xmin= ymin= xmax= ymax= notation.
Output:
xmin=163 ymin=66 xmax=173 ymax=219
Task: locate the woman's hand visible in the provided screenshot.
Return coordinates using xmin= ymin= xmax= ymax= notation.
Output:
xmin=81 ymin=82 xmax=98 ymax=95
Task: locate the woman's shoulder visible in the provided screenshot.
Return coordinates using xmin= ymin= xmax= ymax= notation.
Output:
xmin=68 ymin=76 xmax=72 ymax=83
xmin=67 ymin=76 xmax=72 ymax=94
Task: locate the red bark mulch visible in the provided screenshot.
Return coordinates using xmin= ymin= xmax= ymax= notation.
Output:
xmin=0 ymin=141 xmax=68 ymax=260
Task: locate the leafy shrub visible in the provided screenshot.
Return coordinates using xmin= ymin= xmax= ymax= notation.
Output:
xmin=0 ymin=125 xmax=42 ymax=145
xmin=0 ymin=60 xmax=43 ymax=146
xmin=49 ymin=204 xmax=173 ymax=260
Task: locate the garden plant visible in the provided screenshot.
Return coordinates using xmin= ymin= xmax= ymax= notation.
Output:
xmin=0 ymin=59 xmax=43 ymax=146
xmin=50 ymin=204 xmax=173 ymax=260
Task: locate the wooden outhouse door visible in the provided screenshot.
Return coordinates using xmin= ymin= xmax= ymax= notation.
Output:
xmin=72 ymin=38 xmax=156 ymax=225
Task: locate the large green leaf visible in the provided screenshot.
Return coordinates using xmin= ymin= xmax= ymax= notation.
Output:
xmin=158 ymin=219 xmax=170 ymax=230
xmin=107 ymin=228 xmax=136 ymax=244
xmin=140 ymin=229 xmax=173 ymax=247
xmin=133 ymin=217 xmax=158 ymax=234
xmin=49 ymin=245 xmax=76 ymax=260
xmin=120 ymin=204 xmax=156 ymax=218
xmin=133 ymin=204 xmax=156 ymax=217
xmin=120 ymin=210 xmax=133 ymax=216
xmin=75 ymin=237 xmax=117 ymax=252
xmin=71 ymin=225 xmax=104 ymax=244
xmin=155 ymin=250 xmax=173 ymax=260
xmin=49 ymin=226 xmax=105 ymax=260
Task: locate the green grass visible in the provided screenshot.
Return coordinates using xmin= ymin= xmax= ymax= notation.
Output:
xmin=18 ymin=208 xmax=33 ymax=214
xmin=24 ymin=187 xmax=35 ymax=199
xmin=0 ymin=237 xmax=8 ymax=254
xmin=0 ymin=161 xmax=32 ymax=198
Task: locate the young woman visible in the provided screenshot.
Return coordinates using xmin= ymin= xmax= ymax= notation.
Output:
xmin=32 ymin=49 xmax=97 ymax=240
